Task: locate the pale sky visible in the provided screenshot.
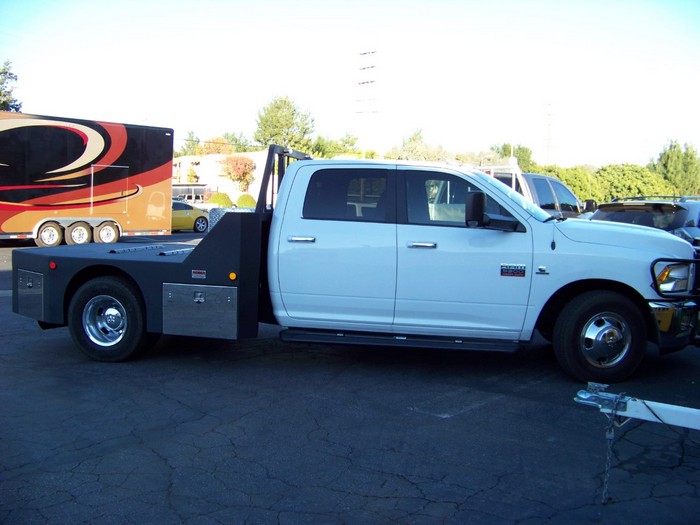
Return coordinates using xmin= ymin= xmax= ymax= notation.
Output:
xmin=2 ymin=0 xmax=699 ymax=167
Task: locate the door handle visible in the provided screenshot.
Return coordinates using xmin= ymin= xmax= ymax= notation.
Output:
xmin=408 ymin=242 xmax=437 ymax=249
xmin=288 ymin=236 xmax=316 ymax=243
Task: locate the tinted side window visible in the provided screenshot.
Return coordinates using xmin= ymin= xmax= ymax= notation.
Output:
xmin=303 ymin=168 xmax=392 ymax=222
xmin=551 ymin=180 xmax=580 ymax=213
xmin=531 ymin=178 xmax=556 ymax=211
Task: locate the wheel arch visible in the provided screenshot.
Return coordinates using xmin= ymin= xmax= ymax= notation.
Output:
xmin=63 ymin=266 xmax=152 ymax=329
xmin=536 ymin=279 xmax=658 ymax=344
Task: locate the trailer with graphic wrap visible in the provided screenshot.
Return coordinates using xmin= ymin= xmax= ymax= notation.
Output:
xmin=0 ymin=112 xmax=174 ymax=246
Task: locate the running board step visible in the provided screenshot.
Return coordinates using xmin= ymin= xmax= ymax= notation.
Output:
xmin=280 ymin=328 xmax=521 ymax=352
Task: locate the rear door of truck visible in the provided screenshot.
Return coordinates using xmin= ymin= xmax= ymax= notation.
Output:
xmin=274 ymin=163 xmax=397 ymax=329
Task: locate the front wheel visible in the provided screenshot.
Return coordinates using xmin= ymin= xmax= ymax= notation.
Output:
xmin=68 ymin=277 xmax=149 ymax=361
xmin=553 ymin=291 xmax=646 ymax=383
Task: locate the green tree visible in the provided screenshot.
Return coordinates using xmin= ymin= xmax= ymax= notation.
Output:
xmin=311 ymin=133 xmax=359 ymax=158
xmin=223 ymin=132 xmax=253 ymax=152
xmin=177 ymin=131 xmax=202 ymax=157
xmin=491 ymin=143 xmax=535 ymax=172
xmin=0 ymin=60 xmax=22 ymax=112
xmin=220 ymin=155 xmax=256 ymax=192
xmin=253 ymin=97 xmax=314 ymax=151
xmin=649 ymin=141 xmax=700 ymax=195
xmin=386 ymin=130 xmax=448 ymax=161
xmin=186 ymin=165 xmax=198 ymax=183
xmin=593 ymin=164 xmax=674 ymax=202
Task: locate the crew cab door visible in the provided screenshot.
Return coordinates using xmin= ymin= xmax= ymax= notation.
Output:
xmin=274 ymin=164 xmax=397 ymax=329
xmin=394 ymin=168 xmax=533 ymax=339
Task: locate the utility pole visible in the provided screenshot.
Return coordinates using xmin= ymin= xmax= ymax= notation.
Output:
xmin=354 ymin=50 xmax=378 ymax=156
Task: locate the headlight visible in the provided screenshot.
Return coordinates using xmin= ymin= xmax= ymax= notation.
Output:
xmin=654 ymin=262 xmax=693 ymax=293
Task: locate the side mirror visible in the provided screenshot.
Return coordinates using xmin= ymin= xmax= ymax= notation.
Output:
xmin=584 ymin=199 xmax=597 ymax=213
xmin=465 ymin=191 xmax=486 ymax=227
xmin=465 ymin=190 xmax=525 ymax=232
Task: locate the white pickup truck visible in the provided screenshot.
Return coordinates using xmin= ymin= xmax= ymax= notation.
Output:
xmin=12 ymin=146 xmax=698 ymax=382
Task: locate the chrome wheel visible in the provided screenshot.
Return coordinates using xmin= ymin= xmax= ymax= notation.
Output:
xmin=82 ymin=294 xmax=127 ymax=347
xmin=579 ymin=312 xmax=631 ymax=368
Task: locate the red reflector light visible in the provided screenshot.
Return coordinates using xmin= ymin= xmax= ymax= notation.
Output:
xmin=49 ymin=261 xmax=57 ymax=270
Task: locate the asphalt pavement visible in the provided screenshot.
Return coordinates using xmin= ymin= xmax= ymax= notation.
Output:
xmin=1 ymin=239 xmax=699 ymax=524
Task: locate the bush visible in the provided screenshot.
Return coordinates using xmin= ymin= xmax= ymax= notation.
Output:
xmin=207 ymin=192 xmax=233 ymax=207
xmin=236 ymin=193 xmax=256 ymax=208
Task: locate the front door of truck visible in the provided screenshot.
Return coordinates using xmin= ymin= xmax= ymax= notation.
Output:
xmin=275 ymin=165 xmax=397 ymax=329
xmin=394 ymin=168 xmax=533 ymax=339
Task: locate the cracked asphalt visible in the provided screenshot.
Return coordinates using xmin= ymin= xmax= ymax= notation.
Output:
xmin=1 ymin=241 xmax=699 ymax=524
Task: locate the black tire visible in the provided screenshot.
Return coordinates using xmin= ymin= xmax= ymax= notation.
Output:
xmin=35 ymin=222 xmax=63 ymax=247
xmin=193 ymin=216 xmax=208 ymax=233
xmin=553 ymin=291 xmax=646 ymax=383
xmin=66 ymin=221 xmax=92 ymax=245
xmin=94 ymin=222 xmax=120 ymax=243
xmin=68 ymin=277 xmax=149 ymax=362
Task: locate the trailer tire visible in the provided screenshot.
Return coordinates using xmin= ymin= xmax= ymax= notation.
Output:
xmin=553 ymin=291 xmax=646 ymax=383
xmin=36 ymin=222 xmax=63 ymax=247
xmin=68 ymin=277 xmax=148 ymax=362
xmin=94 ymin=221 xmax=120 ymax=243
xmin=65 ymin=221 xmax=93 ymax=245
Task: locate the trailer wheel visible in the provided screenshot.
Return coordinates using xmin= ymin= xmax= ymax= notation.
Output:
xmin=68 ymin=277 xmax=148 ymax=362
xmin=66 ymin=221 xmax=93 ymax=245
xmin=94 ymin=222 xmax=120 ymax=243
xmin=553 ymin=291 xmax=646 ymax=383
xmin=36 ymin=222 xmax=63 ymax=247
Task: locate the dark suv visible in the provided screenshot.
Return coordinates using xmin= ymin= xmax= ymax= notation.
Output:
xmin=590 ymin=196 xmax=700 ymax=253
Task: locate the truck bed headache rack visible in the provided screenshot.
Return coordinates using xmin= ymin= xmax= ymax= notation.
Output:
xmin=255 ymin=145 xmax=312 ymax=214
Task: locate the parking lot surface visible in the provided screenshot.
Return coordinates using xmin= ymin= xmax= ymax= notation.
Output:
xmin=1 ymin=241 xmax=699 ymax=524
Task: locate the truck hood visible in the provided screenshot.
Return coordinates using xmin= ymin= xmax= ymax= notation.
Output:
xmin=555 ymin=218 xmax=696 ymax=258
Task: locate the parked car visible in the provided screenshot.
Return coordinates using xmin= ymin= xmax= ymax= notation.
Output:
xmin=171 ymin=201 xmax=209 ymax=233
xmin=478 ymin=165 xmax=595 ymax=218
xmin=589 ymin=196 xmax=700 ymax=253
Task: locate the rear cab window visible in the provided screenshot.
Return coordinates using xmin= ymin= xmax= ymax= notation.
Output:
xmin=302 ymin=168 xmax=393 ymax=222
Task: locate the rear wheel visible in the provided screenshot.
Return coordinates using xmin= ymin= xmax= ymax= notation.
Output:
xmin=94 ymin=221 xmax=120 ymax=243
xmin=35 ymin=222 xmax=63 ymax=247
xmin=193 ymin=216 xmax=208 ymax=233
xmin=553 ymin=291 xmax=646 ymax=383
xmin=68 ymin=277 xmax=149 ymax=361
xmin=66 ymin=221 xmax=92 ymax=245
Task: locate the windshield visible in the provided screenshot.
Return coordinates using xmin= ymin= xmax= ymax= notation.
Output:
xmin=471 ymin=171 xmax=551 ymax=221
